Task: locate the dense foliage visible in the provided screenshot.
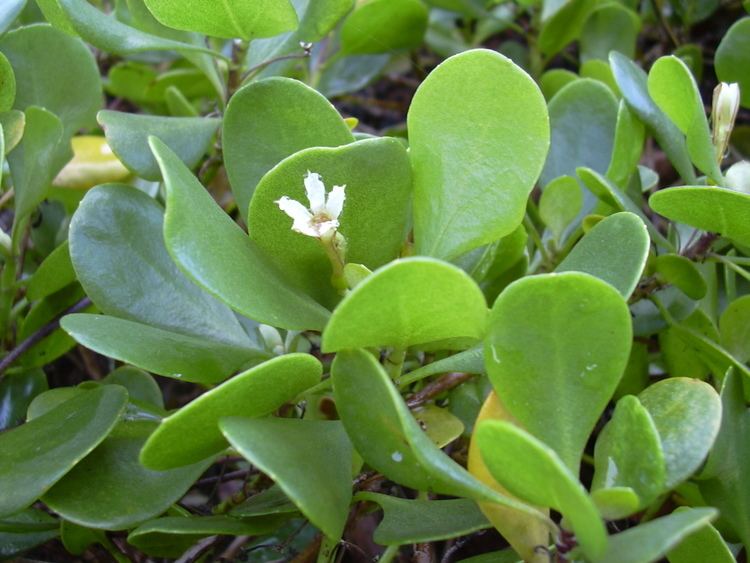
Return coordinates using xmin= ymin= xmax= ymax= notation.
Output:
xmin=0 ymin=0 xmax=749 ymax=561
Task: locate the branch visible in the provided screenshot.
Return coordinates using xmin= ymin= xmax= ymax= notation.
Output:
xmin=0 ymin=296 xmax=91 ymax=379
xmin=406 ymin=372 xmax=474 ymax=408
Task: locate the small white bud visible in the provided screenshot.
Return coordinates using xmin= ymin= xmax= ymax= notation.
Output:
xmin=712 ymin=82 xmax=741 ymax=162
xmin=725 ymin=160 xmax=750 ymax=195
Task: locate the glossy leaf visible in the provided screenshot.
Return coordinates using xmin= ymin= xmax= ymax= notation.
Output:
xmin=650 ymin=186 xmax=750 ymax=247
xmin=592 ymin=395 xmax=666 ymax=510
xmin=397 ymin=345 xmax=484 ymax=387
xmin=408 ymin=48 xmax=549 ymax=260
xmin=609 ymin=52 xmax=696 ymax=183
xmin=720 ymin=295 xmax=750 ymax=362
xmin=143 ymin=0 xmax=297 ymax=40
xmin=221 ymin=418 xmax=352 ymax=539
xmin=0 ymin=52 xmax=14 ymax=112
xmin=580 ymin=4 xmax=640 ymax=61
xmin=98 ymin=110 xmax=220 ymax=181
xmin=666 ymin=508 xmax=735 ymax=563
xmin=538 ymin=0 xmax=596 ymax=57
xmin=0 ymin=23 xmax=101 ymax=137
xmin=539 ymin=175 xmax=582 ymax=241
xmin=101 ymin=366 xmax=163 ymax=409
xmin=477 ymin=420 xmax=607 ymax=560
xmin=69 ymin=184 xmax=251 ymax=348
xmin=0 ymin=368 xmax=47 ymax=430
xmin=331 ymin=349 xmax=551 ymax=523
xmin=654 ymin=254 xmax=707 ymax=300
xmin=699 ymin=371 xmax=750 ymax=547
xmin=223 ymin=77 xmax=354 ymax=219
xmin=593 ymin=508 xmax=718 ymax=563
xmin=467 ymin=392 xmax=550 ymax=563
xmin=0 ymin=386 xmax=126 ymax=517
xmin=248 ymin=138 xmax=412 ymax=308
xmin=540 ymin=79 xmax=618 ymax=189
xmin=639 ymin=378 xmax=721 ymax=489
xmin=714 ymin=17 xmax=750 ymax=108
xmin=62 ymin=314 xmax=266 ymax=384
xmin=0 ymin=109 xmax=23 ymax=154
xmin=606 ymin=101 xmax=646 ymax=186
xmin=356 ymin=492 xmax=490 ymax=545
xmin=140 ymin=354 xmax=321 ymax=470
xmin=486 ymin=272 xmax=632 ymax=472
xmin=26 ymin=241 xmax=75 ymax=301
xmin=43 ymin=419 xmax=211 ymax=530
xmin=0 ymin=508 xmax=59 ymax=559
xmin=151 ymin=137 xmax=332 ymax=331
xmin=556 ymin=212 xmax=650 ymax=298
xmin=648 ymin=56 xmax=721 ymax=181
xmin=340 ymin=0 xmax=428 ymax=55
xmin=322 ymin=258 xmax=488 ymax=352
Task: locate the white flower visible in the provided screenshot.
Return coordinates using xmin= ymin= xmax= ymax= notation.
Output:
xmin=276 ymin=171 xmax=346 ymax=238
xmin=713 ymin=82 xmax=740 ymax=129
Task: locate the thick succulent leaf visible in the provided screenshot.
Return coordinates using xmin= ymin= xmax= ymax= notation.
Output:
xmin=639 ymin=378 xmax=721 ymax=489
xmin=248 ymin=138 xmax=411 ymax=308
xmin=355 ymin=492 xmax=490 ymax=545
xmin=322 ymin=258 xmax=488 ymax=352
xmin=649 ymin=186 xmax=750 ymax=247
xmin=0 ymin=386 xmax=126 ymax=517
xmin=340 ymin=0 xmax=428 ymax=55
xmin=0 ymin=23 xmax=102 ymax=137
xmin=408 ymin=48 xmax=549 ymax=260
xmin=476 ymin=420 xmax=607 ymax=561
xmin=61 ymin=314 xmax=267 ymax=384
xmin=223 ymin=77 xmax=354 ymax=219
xmin=42 ymin=419 xmax=212 ymax=530
xmin=221 ymin=418 xmax=352 ymax=539
xmin=556 ymin=212 xmax=649 ymax=298
xmin=143 ymin=0 xmax=298 ymax=40
xmin=140 ymin=354 xmax=321 ymax=470
xmin=593 ymin=508 xmax=718 ymax=563
xmin=151 ymin=136 xmax=332 ymax=330
xmin=666 ymin=508 xmax=735 ymax=563
xmin=98 ymin=111 xmax=220 ymax=181
xmin=69 ymin=184 xmax=252 ymax=348
xmin=714 ymin=17 xmax=750 ymax=108
xmin=485 ymin=272 xmax=632 ymax=472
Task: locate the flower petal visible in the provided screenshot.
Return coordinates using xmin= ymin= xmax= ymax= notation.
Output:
xmin=325 ymin=184 xmax=346 ymax=219
xmin=304 ymin=171 xmax=327 ymax=214
xmin=315 ymin=219 xmax=339 ymax=237
xmin=276 ymin=196 xmax=312 ymax=223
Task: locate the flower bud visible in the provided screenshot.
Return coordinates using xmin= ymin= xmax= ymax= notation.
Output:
xmin=712 ymin=82 xmax=740 ymax=162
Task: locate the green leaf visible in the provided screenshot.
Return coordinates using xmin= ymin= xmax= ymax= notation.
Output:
xmin=593 ymin=508 xmax=718 ymax=563
xmin=0 ymin=508 xmax=59 ymax=559
xmin=0 ymin=369 xmax=47 ymax=430
xmin=650 ymin=186 xmax=750 ymax=247
xmin=699 ymin=370 xmax=750 ymax=548
xmin=580 ymin=4 xmax=640 ymax=62
xmin=322 ymin=258 xmax=488 ymax=352
xmin=539 ymin=68 xmax=578 ymax=100
xmin=590 ymin=487 xmax=640 ymax=520
xmin=223 ymin=77 xmax=354 ymax=219
xmin=62 ymin=314 xmax=267 ymax=384
xmin=150 ymin=136 xmax=331 ymax=331
xmin=714 ymin=17 xmax=750 ymax=108
xmin=297 ymin=0 xmax=354 ymax=41
xmin=647 ymin=56 xmax=722 ymax=181
xmin=1 ymin=109 xmax=24 ymax=154
xmin=538 ymin=0 xmax=596 ymax=57
xmin=606 ymin=101 xmax=646 ymax=187
xmin=720 ymin=295 xmax=750 ymax=362
xmin=666 ymin=508 xmax=735 ymax=563
xmin=0 ymin=0 xmax=26 ymax=35
xmin=221 ymin=418 xmax=352 ymax=539
xmin=654 ymin=254 xmax=707 ymax=300
xmin=397 ymin=345 xmax=484 ymax=387
xmin=331 ymin=349 xmax=550 ymax=523
xmin=97 ymin=111 xmax=220 ymax=181
xmin=556 ymin=212 xmax=650 ymax=298
xmin=660 ymin=309 xmax=720 ymax=379
xmin=485 ymin=272 xmax=632 ymax=472
xmin=0 ymin=52 xmax=15 ymax=112
xmin=26 ymin=241 xmax=75 ymax=301
xmin=229 ymin=485 xmax=298 ymax=517
xmin=101 ymin=366 xmax=163 ymax=409
xmin=143 ymin=0 xmax=297 ymax=40
xmin=540 ymin=79 xmax=618 ymax=190
xmin=0 ymin=23 xmax=102 ymax=137
xmin=0 ymin=386 xmax=126 ymax=517
xmin=140 ymin=354 xmax=321 ymax=470
xmin=56 ymin=0 xmax=225 ymax=59
xmin=408 ymin=48 xmax=549 ymax=260
xmin=7 ymin=107 xmax=67 ymax=228
xmin=538 ymin=175 xmax=582 ymax=241
xmin=69 ymin=184 xmax=251 ymax=348
xmin=127 ymin=515 xmax=287 ymax=558
xmin=248 ymin=138 xmax=412 ymax=308
xmin=592 ymin=396 xmax=666 ymax=511
xmin=476 ymin=420 xmax=607 ymax=560
xmin=355 ymin=492 xmax=490 ymax=545
xmin=639 ymin=378 xmax=721 ymax=489
xmin=42 ymin=419 xmax=211 ymax=530
xmin=340 ymin=0 xmax=428 ymax=55
xmin=609 ymin=52 xmax=696 ymax=183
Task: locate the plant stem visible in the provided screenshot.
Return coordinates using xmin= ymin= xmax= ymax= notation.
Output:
xmin=379 ymin=544 xmax=401 ymax=563
xmin=524 ymin=214 xmax=552 ymax=270
xmin=384 ymin=347 xmax=407 ymax=380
